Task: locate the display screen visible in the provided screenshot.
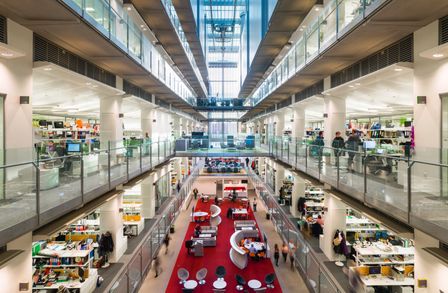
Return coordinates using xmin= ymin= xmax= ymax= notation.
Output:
xmin=363 ymin=140 xmax=376 ymax=149
xmin=67 ymin=143 xmax=81 ymax=153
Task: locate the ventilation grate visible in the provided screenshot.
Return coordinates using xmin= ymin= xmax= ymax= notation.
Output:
xmin=439 ymin=15 xmax=448 ymax=45
xmin=296 ymin=80 xmax=324 ymax=103
xmin=331 ymin=34 xmax=413 ymax=88
xmin=123 ymin=80 xmax=152 ymax=102
xmin=33 ymin=34 xmax=116 ymax=87
xmin=0 ymin=16 xmax=6 ymax=44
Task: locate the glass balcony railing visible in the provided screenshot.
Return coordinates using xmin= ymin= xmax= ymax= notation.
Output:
xmin=0 ymin=138 xmax=176 ymax=245
xmin=196 ymin=97 xmax=247 ymax=108
xmin=264 ymin=135 xmax=448 ymax=244
xmin=250 ymin=0 xmax=387 ymax=106
xmin=161 ymin=0 xmax=208 ymax=95
xmin=63 ymin=0 xmax=197 ymax=106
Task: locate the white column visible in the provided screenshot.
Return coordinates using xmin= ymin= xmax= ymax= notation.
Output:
xmin=320 ymin=193 xmax=347 ymax=261
xmin=290 ymin=173 xmax=305 ymax=217
xmin=414 ymin=229 xmax=448 ymax=293
xmin=141 ymin=173 xmax=156 ymax=218
xmin=323 ymin=96 xmax=346 ymax=145
xmin=1 ymin=20 xmax=33 ymax=165
xmin=175 ymin=158 xmax=182 ymax=182
xmin=275 ymin=113 xmax=285 ymax=137
xmin=100 ymin=96 xmax=123 ymax=147
xmin=275 ymin=162 xmax=285 ymax=196
xmin=0 ymin=232 xmax=33 ymax=293
xmin=100 ymin=194 xmax=127 ymax=262
xmin=172 ymin=115 xmax=181 ymax=138
xmin=292 ymin=107 xmax=305 ymax=139
xmin=141 ymin=107 xmax=154 ymax=141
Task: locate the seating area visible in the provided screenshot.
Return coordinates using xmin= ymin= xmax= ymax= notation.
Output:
xmin=203 ymin=158 xmax=243 ymax=174
xmin=167 ymin=191 xmax=281 ymax=292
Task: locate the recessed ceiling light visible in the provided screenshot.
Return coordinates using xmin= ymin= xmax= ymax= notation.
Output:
xmin=433 ymin=53 xmax=444 ymax=58
xmin=394 ymin=68 xmax=403 ymax=72
xmin=355 ymin=83 xmax=361 ymax=86
xmin=43 ymin=67 xmax=52 ymax=71
xmin=67 ymin=109 xmax=78 ymax=113
xmin=1 ymin=52 xmax=13 ymax=57
xmin=140 ymin=24 xmax=145 ymax=28
xmin=86 ymin=82 xmax=92 ymax=85
xmin=86 ymin=7 xmax=95 ymax=12
xmin=348 ymin=85 xmax=354 ymax=88
xmin=92 ymin=85 xmax=98 ymax=88
xmin=142 ymin=28 xmax=147 ymax=31
xmin=314 ymin=7 xmax=320 ymax=11
xmin=127 ymin=6 xmax=132 ymax=11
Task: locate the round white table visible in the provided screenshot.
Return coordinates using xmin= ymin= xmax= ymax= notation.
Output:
xmin=248 ymin=279 xmax=262 ymax=289
xmin=244 ymin=242 xmax=265 ymax=251
xmin=213 ymin=280 xmax=227 ymax=289
xmin=193 ymin=211 xmax=208 ymax=217
xmin=184 ymin=280 xmax=198 ymax=289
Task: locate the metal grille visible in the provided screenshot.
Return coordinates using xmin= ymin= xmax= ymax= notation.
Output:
xmin=439 ymin=15 xmax=448 ymax=45
xmin=296 ymin=80 xmax=324 ymax=103
xmin=278 ymin=97 xmax=292 ymax=109
xmin=0 ymin=16 xmax=6 ymax=44
xmin=331 ymin=34 xmax=413 ymax=88
xmin=123 ymin=80 xmax=152 ymax=102
xmin=33 ymin=34 xmax=116 ymax=87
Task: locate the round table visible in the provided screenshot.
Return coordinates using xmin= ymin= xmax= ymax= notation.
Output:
xmin=244 ymin=242 xmax=265 ymax=251
xmin=184 ymin=280 xmax=198 ymax=289
xmin=193 ymin=211 xmax=208 ymax=217
xmin=213 ymin=280 xmax=227 ymax=289
xmin=248 ymin=279 xmax=262 ymax=289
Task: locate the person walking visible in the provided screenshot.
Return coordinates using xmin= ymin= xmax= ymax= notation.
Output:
xmin=331 ymin=131 xmax=345 ymax=157
xmin=153 ymin=256 xmax=161 ymax=278
xmin=289 ymin=248 xmax=296 ymax=271
xmin=274 ymin=244 xmax=280 ymax=267
xmin=163 ymin=234 xmax=171 ymax=255
xmin=281 ymin=242 xmax=289 ymax=262
xmin=253 ymin=198 xmax=257 ymax=212
xmin=245 ymin=157 xmax=250 ymax=168
xmin=193 ymin=188 xmax=198 ymax=200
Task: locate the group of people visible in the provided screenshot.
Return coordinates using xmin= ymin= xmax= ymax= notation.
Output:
xmin=273 ymin=242 xmax=296 ymax=271
xmin=312 ymin=129 xmax=361 ymax=171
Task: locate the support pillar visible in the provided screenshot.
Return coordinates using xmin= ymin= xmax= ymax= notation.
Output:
xmin=323 ymin=96 xmax=346 ymax=145
xmin=274 ymin=163 xmax=285 ymax=196
xmin=100 ymin=95 xmax=123 ymax=148
xmin=292 ymin=107 xmax=305 ymax=139
xmin=290 ymin=173 xmax=305 ymax=217
xmin=320 ymin=193 xmax=346 ymax=261
xmin=141 ymin=173 xmax=155 ymax=219
xmin=141 ymin=107 xmax=154 ymax=141
xmin=100 ymin=194 xmax=127 ymax=262
xmin=275 ymin=113 xmax=285 ymax=137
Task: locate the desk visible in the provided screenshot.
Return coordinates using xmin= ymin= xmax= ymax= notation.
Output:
xmin=248 ymin=279 xmax=262 ymax=289
xmin=193 ymin=211 xmax=209 ymax=222
xmin=199 ymin=233 xmax=212 ymax=238
xmin=123 ymin=220 xmax=145 ymax=236
xmin=213 ymin=280 xmax=227 ymax=289
xmin=360 ymin=275 xmax=413 ymax=287
xmin=184 ymin=280 xmax=198 ymax=289
xmin=244 ymin=242 xmax=265 ymax=251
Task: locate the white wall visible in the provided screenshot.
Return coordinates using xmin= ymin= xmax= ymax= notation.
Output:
xmin=0 ymin=19 xmax=33 ymax=163
xmin=193 ymin=177 xmax=218 ymax=195
xmin=414 ymin=229 xmax=448 ymax=293
xmin=0 ymin=232 xmax=32 ymax=293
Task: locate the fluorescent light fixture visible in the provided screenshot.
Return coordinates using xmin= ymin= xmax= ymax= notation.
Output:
xmin=314 ymin=7 xmax=320 ymax=11
xmin=355 ymin=83 xmax=361 ymax=86
xmin=127 ymin=6 xmax=132 ymax=11
xmin=43 ymin=67 xmax=52 ymax=71
xmin=1 ymin=52 xmax=13 ymax=57
xmin=86 ymin=82 xmax=92 ymax=85
xmin=433 ymin=53 xmax=444 ymax=58
xmin=394 ymin=68 xmax=403 ymax=72
xmin=67 ymin=109 xmax=78 ymax=113
xmin=348 ymin=85 xmax=354 ymax=88
xmin=86 ymin=7 xmax=95 ymax=12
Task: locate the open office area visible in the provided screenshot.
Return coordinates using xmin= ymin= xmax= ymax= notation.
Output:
xmin=1 ymin=0 xmax=448 ymax=292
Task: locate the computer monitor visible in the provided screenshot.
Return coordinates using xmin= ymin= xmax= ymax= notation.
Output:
xmin=369 ymin=266 xmax=381 ymax=275
xmin=67 ymin=143 xmax=81 ymax=153
xmin=363 ymin=140 xmax=376 ymax=149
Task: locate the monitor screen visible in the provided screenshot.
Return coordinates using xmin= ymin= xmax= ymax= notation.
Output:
xmin=67 ymin=143 xmax=81 ymax=153
xmin=363 ymin=140 xmax=376 ymax=149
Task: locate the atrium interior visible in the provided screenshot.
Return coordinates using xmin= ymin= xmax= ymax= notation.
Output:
xmin=1 ymin=0 xmax=448 ymax=293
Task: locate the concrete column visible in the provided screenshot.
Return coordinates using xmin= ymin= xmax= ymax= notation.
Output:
xmin=274 ymin=162 xmax=285 ymax=196
xmin=290 ymin=173 xmax=305 ymax=217
xmin=100 ymin=95 xmax=123 ymax=147
xmin=174 ymin=158 xmax=182 ymax=182
xmin=1 ymin=20 xmax=33 ymax=166
xmin=292 ymin=106 xmax=305 ymax=139
xmin=100 ymin=194 xmax=127 ymax=262
xmin=172 ymin=115 xmax=181 ymax=138
xmin=141 ymin=107 xmax=154 ymax=141
xmin=0 ymin=232 xmax=33 ymax=293
xmin=275 ymin=113 xmax=285 ymax=137
xmin=320 ymin=193 xmax=346 ymax=261
xmin=323 ymin=96 xmax=346 ymax=145
xmin=141 ymin=173 xmax=156 ymax=218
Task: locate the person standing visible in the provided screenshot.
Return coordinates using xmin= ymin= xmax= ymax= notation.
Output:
xmin=274 ymin=244 xmax=280 ymax=267
xmin=281 ymin=242 xmax=289 ymax=262
xmin=331 ymin=131 xmax=345 ymax=157
xmin=245 ymin=157 xmax=250 ymax=168
xmin=289 ymin=248 xmax=296 ymax=271
xmin=193 ymin=188 xmax=198 ymax=200
xmin=163 ymin=234 xmax=171 ymax=255
xmin=253 ymin=198 xmax=257 ymax=212
xmin=346 ymin=129 xmax=361 ymax=172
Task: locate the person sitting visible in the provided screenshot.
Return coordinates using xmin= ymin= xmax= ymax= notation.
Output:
xmin=226 ymin=208 xmax=233 ymax=218
xmin=249 ymin=244 xmax=257 ymax=255
xmin=194 ymin=224 xmax=201 ymax=237
xmin=244 ymin=238 xmax=251 ymax=246
xmin=214 ymin=196 xmax=219 ymax=205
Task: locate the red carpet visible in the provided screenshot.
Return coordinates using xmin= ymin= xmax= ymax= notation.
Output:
xmin=166 ymin=198 xmax=282 ymax=292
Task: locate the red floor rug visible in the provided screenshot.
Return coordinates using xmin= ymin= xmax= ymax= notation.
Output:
xmin=166 ymin=198 xmax=282 ymax=292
